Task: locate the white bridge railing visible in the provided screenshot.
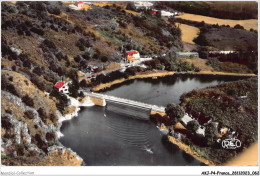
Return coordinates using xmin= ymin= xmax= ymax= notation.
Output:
xmin=84 ymin=92 xmax=165 ymax=113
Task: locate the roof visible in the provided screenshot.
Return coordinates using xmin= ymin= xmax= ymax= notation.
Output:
xmin=126 ymin=51 xmax=139 ymax=56
xmin=152 ymin=10 xmax=158 ymax=14
xmin=55 ymin=81 xmax=65 ymax=89
xmin=78 ymin=1 xmax=84 ymax=5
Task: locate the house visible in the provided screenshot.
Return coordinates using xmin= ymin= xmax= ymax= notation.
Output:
xmin=152 ymin=10 xmax=158 ymax=14
xmin=134 ymin=1 xmax=153 ymax=9
xmin=161 ymin=10 xmax=178 ymax=17
xmin=177 ymin=52 xmax=199 ymax=58
xmin=77 ymin=1 xmax=84 ymax=8
xmin=91 ymin=66 xmax=99 ymax=72
xmin=54 ymin=81 xmax=69 ymax=94
xmin=208 ymin=51 xmax=236 ymax=58
xmin=126 ymin=50 xmax=140 ymax=62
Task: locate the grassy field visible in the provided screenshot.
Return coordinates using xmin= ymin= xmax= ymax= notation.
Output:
xmin=179 ymin=58 xmax=213 ymax=72
xmin=176 ymin=23 xmax=199 ymax=44
xmin=177 ymin=13 xmax=258 ymax=31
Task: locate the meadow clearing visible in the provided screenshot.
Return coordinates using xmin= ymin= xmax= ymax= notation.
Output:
xmin=177 ymin=13 xmax=258 ymax=31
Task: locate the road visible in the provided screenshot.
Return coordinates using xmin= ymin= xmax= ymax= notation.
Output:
xmin=78 ymin=57 xmax=152 ymax=82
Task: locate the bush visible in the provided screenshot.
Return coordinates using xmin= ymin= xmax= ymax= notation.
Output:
xmin=234 ymin=24 xmax=244 ymax=30
xmin=30 ymin=75 xmax=45 ymax=91
xmin=40 ymin=39 xmax=56 ymax=51
xmin=46 ymin=132 xmax=56 ymax=141
xmin=125 ymin=67 xmax=137 ymax=76
xmin=16 ymin=144 xmax=25 ymax=156
xmin=47 ymin=7 xmax=61 ymax=15
xmin=30 ymin=27 xmax=44 ymax=35
xmin=101 ymin=56 xmax=108 ymax=62
xmin=74 ymin=55 xmax=81 ymax=63
xmin=7 ymin=84 xmax=19 ymax=97
xmin=33 ymin=134 xmax=48 ymax=153
xmin=207 ymin=58 xmax=220 ymax=70
xmin=24 ymin=111 xmax=34 ymax=119
xmin=1 ymin=116 xmax=12 ymax=130
xmin=79 ymin=80 xmax=87 ymax=88
xmin=22 ymin=95 xmax=34 ymax=107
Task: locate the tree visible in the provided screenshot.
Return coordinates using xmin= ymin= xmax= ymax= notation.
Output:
xmin=79 ymin=80 xmax=87 ymax=88
xmin=50 ymin=89 xmax=69 ymax=112
xmin=126 ymin=2 xmax=136 ymax=11
xmin=24 ymin=111 xmax=34 ymax=119
xmin=186 ymin=120 xmax=200 ymax=133
xmin=101 ymin=56 xmax=108 ymax=62
xmin=74 ymin=55 xmax=81 ymax=63
xmin=165 ymin=104 xmax=185 ymax=125
xmin=69 ymin=80 xmax=79 ymax=98
xmin=22 ymin=95 xmax=34 ymax=107
xmin=67 ymin=69 xmax=78 ymax=82
xmin=156 ymin=10 xmax=162 ymax=18
xmin=205 ymin=123 xmax=218 ymax=146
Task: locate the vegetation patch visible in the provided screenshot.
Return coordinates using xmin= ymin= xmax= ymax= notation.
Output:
xmin=174 ymin=78 xmax=258 ymax=165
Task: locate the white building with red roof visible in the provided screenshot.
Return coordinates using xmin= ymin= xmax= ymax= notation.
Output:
xmin=126 ymin=50 xmax=140 ymax=62
xmin=152 ymin=10 xmax=158 ymax=14
xmin=77 ymin=1 xmax=84 ymax=8
xmin=54 ymin=81 xmax=69 ymax=94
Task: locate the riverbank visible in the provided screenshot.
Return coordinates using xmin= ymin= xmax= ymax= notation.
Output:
xmin=189 ymin=71 xmax=256 ymax=77
xmin=93 ymin=70 xmax=174 ymax=92
xmin=168 ymin=136 xmax=217 ymax=166
xmin=151 ymin=111 xmax=216 ymax=166
xmin=92 ymin=69 xmax=256 ymax=92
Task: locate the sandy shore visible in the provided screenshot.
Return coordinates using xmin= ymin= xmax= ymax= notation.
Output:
xmin=93 ymin=70 xmax=174 ymax=92
xmin=189 ymin=71 xmax=256 ymax=77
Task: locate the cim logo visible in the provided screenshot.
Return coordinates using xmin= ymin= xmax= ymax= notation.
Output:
xmin=222 ymin=138 xmax=241 ymax=149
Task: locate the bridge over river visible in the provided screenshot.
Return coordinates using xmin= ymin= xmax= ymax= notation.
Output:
xmin=84 ymin=92 xmax=166 ymax=120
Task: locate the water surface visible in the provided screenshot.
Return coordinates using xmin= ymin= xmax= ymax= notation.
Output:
xmin=60 ymin=74 xmax=244 ymax=165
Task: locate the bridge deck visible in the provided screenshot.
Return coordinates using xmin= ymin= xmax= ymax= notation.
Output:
xmin=84 ymin=92 xmax=165 ymax=113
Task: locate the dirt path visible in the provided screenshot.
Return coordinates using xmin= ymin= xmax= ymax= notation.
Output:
xmin=177 ymin=13 xmax=258 ymax=31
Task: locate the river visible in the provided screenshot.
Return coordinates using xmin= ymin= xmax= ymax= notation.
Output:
xmin=59 ymin=74 xmax=245 ymax=166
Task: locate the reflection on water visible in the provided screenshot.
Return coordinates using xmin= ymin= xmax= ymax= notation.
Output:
xmin=103 ymin=74 xmax=244 ymax=106
xmin=105 ymin=111 xmax=152 ymax=151
xmin=60 ymin=75 xmax=244 ymax=166
xmin=60 ymin=106 xmax=202 ymax=166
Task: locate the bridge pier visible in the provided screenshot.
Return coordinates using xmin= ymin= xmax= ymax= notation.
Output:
xmin=105 ymin=100 xmax=151 ymax=120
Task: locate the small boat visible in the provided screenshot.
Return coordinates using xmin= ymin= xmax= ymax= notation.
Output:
xmin=144 ymin=146 xmax=153 ymax=154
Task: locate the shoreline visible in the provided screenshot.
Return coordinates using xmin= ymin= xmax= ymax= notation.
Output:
xmin=93 ymin=70 xmax=174 ymax=92
xmin=92 ymin=70 xmax=256 ymax=92
xmin=188 ymin=71 xmax=256 ymax=77
xmin=168 ymin=136 xmax=217 ymax=166
xmin=54 ymin=96 xmax=96 ymax=166
xmin=58 ymin=70 xmax=256 ymax=166
xmin=151 ymin=111 xmax=217 ymax=166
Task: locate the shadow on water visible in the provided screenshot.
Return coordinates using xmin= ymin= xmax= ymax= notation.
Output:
xmin=161 ymin=135 xmax=179 ymax=155
xmin=182 ymin=151 xmax=195 ymax=164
